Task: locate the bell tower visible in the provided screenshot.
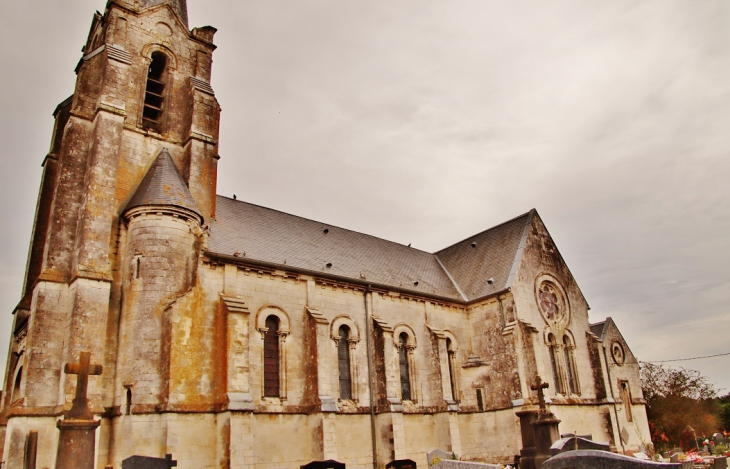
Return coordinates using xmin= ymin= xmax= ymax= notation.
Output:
xmin=1 ymin=1 xmax=220 ymax=466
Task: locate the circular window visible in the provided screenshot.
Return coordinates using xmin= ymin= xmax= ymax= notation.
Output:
xmin=611 ymin=341 xmax=625 ymax=366
xmin=534 ymin=274 xmax=570 ymax=325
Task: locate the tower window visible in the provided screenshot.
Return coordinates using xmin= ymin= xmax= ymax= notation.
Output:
xmin=263 ymin=315 xmax=281 ymax=397
xmin=12 ymin=366 xmax=23 ymax=402
xmin=337 ymin=325 xmax=352 ymax=399
xmin=126 ymin=388 xmax=132 ymax=415
xmin=143 ymin=52 xmax=168 ymax=129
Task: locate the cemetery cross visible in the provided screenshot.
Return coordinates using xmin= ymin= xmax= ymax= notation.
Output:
xmin=64 ymin=351 xmax=103 ymax=420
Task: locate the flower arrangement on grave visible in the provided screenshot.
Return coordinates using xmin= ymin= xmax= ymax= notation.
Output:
xmin=683 ymin=450 xmax=705 ymax=464
xmin=713 ymin=443 xmax=730 ymax=457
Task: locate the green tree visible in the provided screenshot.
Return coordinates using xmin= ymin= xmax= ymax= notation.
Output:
xmin=640 ymin=362 xmax=719 ymax=450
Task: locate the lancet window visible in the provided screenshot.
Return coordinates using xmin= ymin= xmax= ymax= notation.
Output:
xmin=547 ymin=333 xmax=564 ymax=394
xmin=338 ymin=325 xmax=353 ymax=400
xmin=398 ymin=332 xmax=412 ymax=401
xmin=563 ymin=335 xmax=580 ymax=395
xmin=263 ymin=315 xmax=281 ymax=397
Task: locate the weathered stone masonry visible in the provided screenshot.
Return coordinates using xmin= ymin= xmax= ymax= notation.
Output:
xmin=0 ymin=1 xmax=650 ymax=468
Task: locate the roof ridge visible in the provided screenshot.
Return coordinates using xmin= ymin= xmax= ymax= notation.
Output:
xmin=434 ymin=256 xmax=469 ymax=302
xmin=433 ymin=209 xmax=535 ymax=255
xmin=215 ymin=195 xmax=434 ymax=256
xmin=503 ymin=209 xmax=536 ymax=290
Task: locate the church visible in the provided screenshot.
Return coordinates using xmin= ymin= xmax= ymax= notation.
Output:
xmin=0 ymin=1 xmax=650 ymax=468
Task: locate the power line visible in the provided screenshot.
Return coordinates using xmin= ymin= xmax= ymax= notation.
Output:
xmin=643 ymin=352 xmax=730 ymax=364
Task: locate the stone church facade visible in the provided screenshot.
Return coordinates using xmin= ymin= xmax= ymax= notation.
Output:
xmin=0 ymin=1 xmax=650 ymax=468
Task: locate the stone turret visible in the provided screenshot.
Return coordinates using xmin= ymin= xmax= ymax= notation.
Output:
xmin=116 ymin=149 xmax=203 ymax=415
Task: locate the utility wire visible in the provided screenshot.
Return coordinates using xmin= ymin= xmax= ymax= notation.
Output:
xmin=643 ymin=352 xmax=730 ymax=363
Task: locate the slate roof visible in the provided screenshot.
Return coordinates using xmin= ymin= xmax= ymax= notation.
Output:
xmin=208 ymin=196 xmax=536 ymax=303
xmin=590 ymin=321 xmax=607 ymax=340
xmin=125 ymin=149 xmax=203 ymax=222
xmin=436 ymin=211 xmax=535 ymax=300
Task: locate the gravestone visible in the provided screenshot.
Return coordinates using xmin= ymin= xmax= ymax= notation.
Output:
xmin=560 ymin=433 xmax=592 ymax=441
xmin=542 ymin=449 xmax=691 ymax=469
xmin=715 ymin=433 xmax=728 ymax=446
xmin=531 ymin=377 xmax=561 ymax=469
xmin=387 ymin=459 xmax=417 ymax=469
xmin=427 ymin=448 xmax=501 ymax=469
xmin=516 ymin=410 xmax=539 ymax=469
xmin=300 ymin=460 xmax=346 ymax=469
xmin=550 ymin=436 xmax=610 ymax=455
xmin=55 ymin=351 xmax=103 ymax=469
xmin=122 ymin=454 xmax=177 ymax=469
xmin=427 ymin=449 xmax=453 ymax=466
xmin=715 ymin=457 xmax=728 ymax=469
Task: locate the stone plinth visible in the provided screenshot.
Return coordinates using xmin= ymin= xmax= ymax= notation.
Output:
xmin=55 ymin=419 xmax=101 ymax=469
xmin=532 ymin=414 xmax=560 ymax=468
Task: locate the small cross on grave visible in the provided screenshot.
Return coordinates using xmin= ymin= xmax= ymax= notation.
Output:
xmin=531 ymin=376 xmax=550 ymax=414
xmin=64 ymin=351 xmax=102 ymax=420
xmin=165 ymin=454 xmax=178 ymax=468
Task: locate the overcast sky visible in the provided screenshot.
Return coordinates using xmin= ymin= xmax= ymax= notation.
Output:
xmin=0 ymin=1 xmax=728 ymax=393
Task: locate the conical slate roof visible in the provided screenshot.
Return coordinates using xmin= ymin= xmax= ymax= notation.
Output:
xmin=125 ymin=149 xmax=202 ymax=222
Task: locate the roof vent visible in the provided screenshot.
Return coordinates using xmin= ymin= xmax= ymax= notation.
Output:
xmin=487 ymin=277 xmax=494 ymax=284
xmin=413 ymin=281 xmax=419 ymax=286
xmin=323 ymin=228 xmax=329 ymax=234
xmin=326 ymin=262 xmax=332 ymax=268
xmin=471 ymin=242 xmax=477 ymax=248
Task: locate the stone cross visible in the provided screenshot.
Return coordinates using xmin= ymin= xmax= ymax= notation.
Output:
xmin=531 ymin=376 xmax=550 ymax=412
xmin=165 ymin=454 xmax=178 ymax=468
xmin=64 ymin=351 xmax=102 ymax=420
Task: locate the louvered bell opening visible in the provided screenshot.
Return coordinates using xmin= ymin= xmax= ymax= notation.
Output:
xmin=143 ymin=52 xmax=167 ymax=130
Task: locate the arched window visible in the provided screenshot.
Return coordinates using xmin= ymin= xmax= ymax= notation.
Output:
xmin=398 ymin=332 xmax=411 ymax=401
xmin=563 ymin=335 xmax=580 ymax=395
xmin=547 ymin=334 xmax=564 ymax=394
xmin=143 ymin=51 xmax=168 ymax=129
xmin=11 ymin=366 xmax=22 ymax=402
xmin=338 ymin=325 xmax=352 ymax=399
xmin=263 ymin=315 xmax=280 ymax=397
xmin=446 ymin=338 xmax=457 ymax=400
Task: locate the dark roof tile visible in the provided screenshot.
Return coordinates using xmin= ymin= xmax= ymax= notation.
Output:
xmin=125 ymin=148 xmax=202 ymax=221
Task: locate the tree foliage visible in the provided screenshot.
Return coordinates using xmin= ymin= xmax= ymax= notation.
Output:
xmin=640 ymin=362 xmax=719 ymax=450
